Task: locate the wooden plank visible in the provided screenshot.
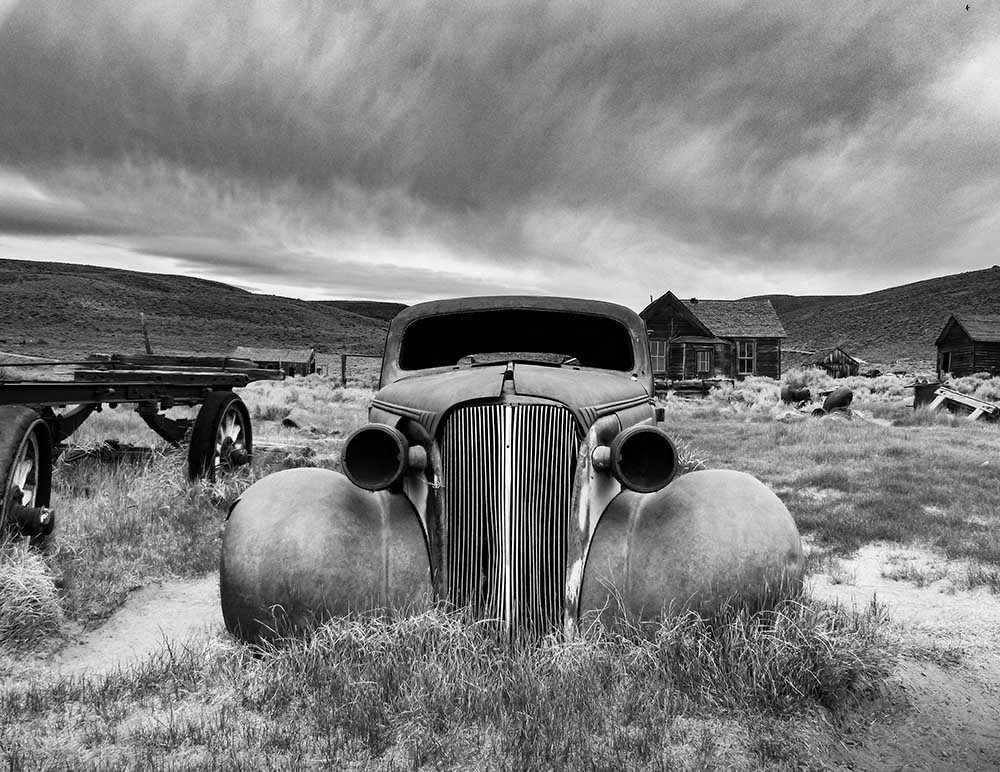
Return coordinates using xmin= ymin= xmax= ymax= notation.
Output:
xmin=0 ymin=381 xmax=223 ymax=407
xmin=88 ymin=353 xmax=283 ymax=378
xmin=930 ymin=386 xmax=999 ymax=420
xmin=73 ymin=367 xmax=281 ymax=383
xmin=933 ymin=387 xmax=997 ymax=412
xmin=73 ymin=370 xmax=255 ymax=386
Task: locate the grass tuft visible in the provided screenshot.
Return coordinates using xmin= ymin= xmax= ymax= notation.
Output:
xmin=0 ymin=538 xmax=63 ymax=652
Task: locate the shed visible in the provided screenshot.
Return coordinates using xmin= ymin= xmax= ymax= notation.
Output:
xmin=640 ymin=292 xmax=786 ymax=380
xmin=934 ymin=314 xmax=1000 ymax=378
xmin=231 ymin=346 xmax=316 ymax=376
xmin=811 ymin=347 xmax=864 ymax=378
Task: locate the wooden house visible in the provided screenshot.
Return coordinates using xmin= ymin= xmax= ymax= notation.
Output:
xmin=640 ymin=292 xmax=786 ymax=380
xmin=934 ymin=315 xmax=1000 ymax=378
xmin=811 ymin=347 xmax=864 ymax=378
xmin=232 ymin=346 xmax=316 ymax=376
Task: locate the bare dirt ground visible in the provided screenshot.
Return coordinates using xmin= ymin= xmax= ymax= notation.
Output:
xmin=13 ymin=547 xmax=1000 ymax=770
xmin=32 ymin=575 xmax=221 ymax=677
xmin=810 ymin=543 xmax=1000 ymax=771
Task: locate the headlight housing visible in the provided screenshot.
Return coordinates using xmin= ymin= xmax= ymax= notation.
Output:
xmin=342 ymin=424 xmax=409 ymax=491
xmin=592 ymin=424 xmax=677 ymax=493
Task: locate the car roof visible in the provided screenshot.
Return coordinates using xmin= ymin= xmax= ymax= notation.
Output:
xmin=380 ymin=295 xmax=650 ymax=386
xmin=390 ymin=295 xmax=645 ymax=327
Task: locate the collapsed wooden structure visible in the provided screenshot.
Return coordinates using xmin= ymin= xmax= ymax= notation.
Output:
xmin=920 ymin=384 xmax=999 ymax=421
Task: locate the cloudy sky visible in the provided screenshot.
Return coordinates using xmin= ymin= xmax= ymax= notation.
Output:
xmin=1 ymin=1 xmax=998 ymax=309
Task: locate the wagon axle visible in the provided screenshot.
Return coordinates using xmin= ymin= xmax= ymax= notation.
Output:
xmin=6 ymin=494 xmax=55 ymax=538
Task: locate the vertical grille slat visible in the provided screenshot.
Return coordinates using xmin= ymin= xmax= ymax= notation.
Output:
xmin=441 ymin=403 xmax=577 ymax=636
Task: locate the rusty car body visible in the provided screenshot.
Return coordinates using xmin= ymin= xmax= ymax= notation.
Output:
xmin=221 ymin=296 xmax=803 ymax=641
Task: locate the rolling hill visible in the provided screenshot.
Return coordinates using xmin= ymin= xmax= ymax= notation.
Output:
xmin=315 ymin=300 xmax=408 ymax=323
xmin=3 ymin=257 xmax=998 ymax=372
xmin=0 ymin=259 xmax=400 ymax=360
xmin=747 ymin=265 xmax=1000 ymax=370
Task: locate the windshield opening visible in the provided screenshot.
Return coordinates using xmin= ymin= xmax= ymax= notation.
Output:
xmin=398 ymin=309 xmax=636 ymax=371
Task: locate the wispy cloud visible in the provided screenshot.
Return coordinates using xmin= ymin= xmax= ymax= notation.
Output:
xmin=1 ymin=1 xmax=998 ymax=305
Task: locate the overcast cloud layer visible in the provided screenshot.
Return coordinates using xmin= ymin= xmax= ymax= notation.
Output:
xmin=1 ymin=0 xmax=998 ymax=306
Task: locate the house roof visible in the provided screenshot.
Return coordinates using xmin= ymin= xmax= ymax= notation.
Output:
xmin=232 ymin=346 xmax=315 ymax=362
xmin=671 ymin=335 xmax=731 ymax=345
xmin=936 ymin=314 xmax=1000 ymax=345
xmin=679 ymin=298 xmax=786 ymax=338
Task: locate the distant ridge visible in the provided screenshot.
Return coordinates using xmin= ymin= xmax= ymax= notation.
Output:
xmin=744 ymin=266 xmax=1000 ymax=370
xmin=0 ymin=258 xmax=399 ymax=359
xmin=4 ymin=257 xmax=997 ymax=371
xmin=316 ymin=300 xmax=407 ymax=323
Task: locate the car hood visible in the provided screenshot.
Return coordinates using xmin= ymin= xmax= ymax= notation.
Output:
xmin=371 ymin=363 xmax=652 ymax=435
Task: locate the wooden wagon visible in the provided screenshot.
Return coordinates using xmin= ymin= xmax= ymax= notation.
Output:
xmin=0 ymin=354 xmax=283 ymax=542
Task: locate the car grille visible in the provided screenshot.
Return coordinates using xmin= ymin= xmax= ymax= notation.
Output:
xmin=441 ymin=403 xmax=577 ymax=636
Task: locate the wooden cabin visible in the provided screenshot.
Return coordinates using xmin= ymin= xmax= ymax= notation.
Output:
xmin=640 ymin=292 xmax=786 ymax=380
xmin=232 ymin=346 xmax=317 ymax=376
xmin=934 ymin=315 xmax=1000 ymax=378
xmin=811 ymin=347 xmax=864 ymax=378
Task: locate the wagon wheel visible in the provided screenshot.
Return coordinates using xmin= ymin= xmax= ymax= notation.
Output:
xmin=188 ymin=392 xmax=253 ymax=481
xmin=0 ymin=406 xmax=54 ymax=542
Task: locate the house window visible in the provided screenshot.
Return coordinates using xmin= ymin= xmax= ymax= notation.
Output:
xmin=696 ymin=349 xmax=712 ymax=374
xmin=737 ymin=341 xmax=755 ymax=375
xmin=650 ymin=339 xmax=667 ymax=373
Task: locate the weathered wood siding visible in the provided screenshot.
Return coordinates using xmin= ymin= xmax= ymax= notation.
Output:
xmin=937 ymin=324 xmax=974 ymax=376
xmin=756 ymin=338 xmax=782 ymax=379
xmin=817 ymin=348 xmax=860 ymax=377
xmin=731 ymin=338 xmax=781 ymax=379
xmin=665 ymin=343 xmax=685 ymax=380
xmin=716 ymin=343 xmax=734 ymax=378
xmin=645 ymin=317 xmax=705 ymax=340
xmin=665 ymin=342 xmax=732 ymax=380
xmin=662 ymin=338 xmax=781 ymax=379
xmin=973 ymin=342 xmax=1000 ymax=375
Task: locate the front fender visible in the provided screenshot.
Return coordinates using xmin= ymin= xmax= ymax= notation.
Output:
xmin=579 ymin=469 xmax=803 ymax=627
xmin=220 ymin=468 xmax=432 ymax=642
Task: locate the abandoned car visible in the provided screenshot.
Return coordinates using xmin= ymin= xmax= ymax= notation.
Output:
xmin=221 ymin=296 xmax=803 ymax=641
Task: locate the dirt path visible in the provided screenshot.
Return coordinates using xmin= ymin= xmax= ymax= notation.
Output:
xmin=15 ymin=550 xmax=1000 ymax=769
xmin=810 ymin=544 xmax=1000 ymax=771
xmin=44 ymin=574 xmax=221 ymax=676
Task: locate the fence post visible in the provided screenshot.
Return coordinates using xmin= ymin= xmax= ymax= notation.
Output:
xmin=140 ymin=312 xmax=154 ymax=354
xmin=341 ymin=353 xmax=347 ymax=387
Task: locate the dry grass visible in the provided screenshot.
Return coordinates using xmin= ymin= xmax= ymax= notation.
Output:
xmin=16 ymin=378 xmax=373 ymax=626
xmin=240 ymin=375 xmax=373 ymax=437
xmin=0 ymin=598 xmax=892 ymax=771
xmin=0 ymin=539 xmax=63 ymax=653
xmin=3 ymin=373 xmax=995 ymax=768
xmin=663 ymin=376 xmax=1000 ymax=590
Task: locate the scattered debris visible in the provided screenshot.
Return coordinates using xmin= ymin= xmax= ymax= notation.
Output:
xmin=822 ymin=386 xmax=854 ymax=413
xmin=801 ymin=386 xmax=855 ymax=418
xmin=923 ymin=386 xmax=999 ymax=421
xmin=780 ymin=385 xmax=811 ymax=404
